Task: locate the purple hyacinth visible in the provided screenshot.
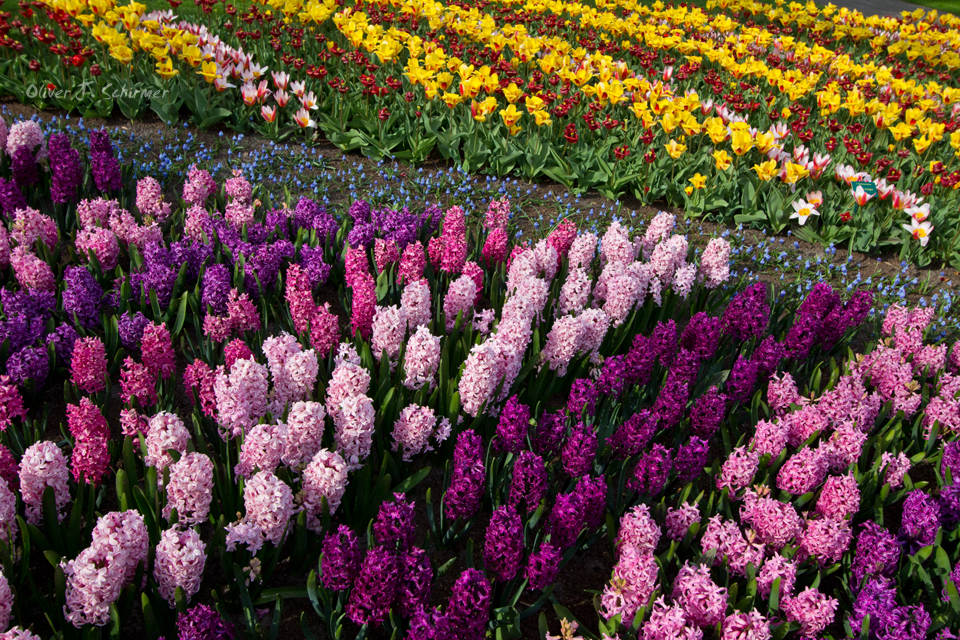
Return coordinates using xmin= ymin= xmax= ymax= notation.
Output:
xmin=532 ymin=412 xmax=566 ymax=458
xmin=939 ymin=484 xmax=960 ymax=529
xmin=628 ymin=444 xmax=672 ymax=496
xmin=525 ymin=541 xmax=561 ymax=590
xmin=509 ymin=451 xmax=547 ymax=514
xmin=691 ymin=387 xmax=727 ymax=439
xmin=852 ymin=521 xmax=900 ymax=585
xmin=753 ymin=336 xmax=785 ymax=378
xmin=609 ymin=410 xmax=655 ymax=460
xmin=407 ymin=608 xmax=453 ymax=640
xmin=494 ymin=395 xmax=530 ymax=455
xmin=63 ymin=266 xmax=103 ymax=330
xmin=373 ymin=493 xmax=416 ymax=551
xmin=596 ymin=355 xmax=629 ymax=398
xmin=652 ymin=379 xmax=689 ymax=426
xmin=0 ymin=177 xmax=26 ymax=216
xmin=397 ymin=547 xmax=433 ymax=617
xmin=6 ymin=345 xmax=48 ymax=387
xmin=444 ymin=430 xmax=484 ymax=521
xmin=625 ymin=333 xmax=657 ymax=385
xmin=49 ymin=133 xmax=82 ymax=204
xmin=819 ymin=290 xmax=873 ymax=350
xmin=11 ymin=145 xmax=39 ymax=187
xmin=568 ymin=378 xmax=598 ymax=418
xmin=264 ymin=210 xmax=290 ymax=239
xmin=484 ymin=505 xmax=524 ymax=581
xmin=172 ymin=240 xmax=212 ymax=283
xmin=547 ymin=492 xmax=583 ymax=550
xmin=668 ymin=348 xmax=702 ymax=387
xmin=674 ymin=437 xmax=709 ymax=484
xmin=721 ymin=282 xmax=769 ymax=341
xmin=900 ymin=490 xmax=940 ymax=548
xmin=784 ymin=283 xmax=841 ymax=359
xmin=0 ymin=315 xmax=45 ymax=354
xmin=680 ymin=312 xmax=721 ymax=361
xmin=850 ymin=577 xmax=899 ymax=637
xmin=202 ymin=264 xmax=232 ymax=316
xmin=941 ymin=441 xmax=960 ymax=482
xmin=177 ymin=603 xmax=236 ymax=640
xmin=1 ymin=289 xmax=56 ymax=320
xmin=446 ymin=568 xmax=492 ymax=640
xmin=576 ymin=475 xmax=607 ymax=530
xmin=345 ymin=546 xmax=400 ymax=625
xmin=562 ymin=421 xmax=597 ymax=478
xmin=89 ymin=130 xmax=123 ymax=192
xmin=651 ymin=319 xmax=678 ymax=367
xmin=348 ymin=221 xmax=376 ymax=248
xmin=726 ymin=356 xmax=759 ymax=406
xmin=47 ymin=324 xmax=79 ymax=367
xmin=300 ymin=245 xmax=332 ymax=287
xmin=320 ymin=525 xmax=362 ymax=591
xmin=118 ymin=312 xmax=149 ymax=350
xmin=348 ymin=199 xmax=372 ymax=223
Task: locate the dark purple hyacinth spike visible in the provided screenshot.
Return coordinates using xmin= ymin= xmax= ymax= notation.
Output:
xmin=900 ymin=490 xmax=940 ymax=548
xmin=726 ymin=356 xmax=760 ymax=406
xmin=819 ymin=290 xmax=874 ymax=350
xmin=546 ymin=492 xmax=583 ymax=550
xmin=373 ymin=492 xmax=416 ymax=551
xmin=300 ymin=245 xmax=332 ymax=287
xmin=47 ymin=324 xmax=79 ymax=367
xmin=89 ymin=130 xmax=123 ymax=192
xmin=576 ymin=475 xmax=607 ymax=530
xmin=596 ymin=354 xmax=629 ymax=397
xmin=397 ymin=547 xmax=433 ymax=617
xmin=11 ymin=146 xmax=39 ymax=188
xmin=118 ymin=312 xmax=149 ymax=350
xmin=201 ymin=264 xmax=231 ymax=316
xmin=721 ymin=282 xmax=769 ymax=341
xmin=674 ymin=437 xmax=709 ymax=484
xmin=320 ymin=525 xmax=362 ymax=591
xmin=942 ymin=441 xmax=960 ymax=482
xmin=680 ymin=312 xmax=721 ymax=361
xmin=525 ymin=541 xmax=560 ymax=591
xmin=668 ymin=348 xmax=701 ymax=387
xmin=532 ymin=411 xmax=565 ymax=458
xmin=562 ymin=421 xmax=597 ymax=478
xmin=568 ymin=378 xmax=598 ymax=418
xmin=851 ymin=521 xmax=900 ymax=585
xmin=494 ymin=395 xmax=529 ymax=455
xmin=609 ymin=410 xmax=655 ymax=460
xmin=63 ymin=266 xmax=103 ymax=330
xmin=651 ymin=319 xmax=678 ymax=368
xmin=1 ymin=289 xmax=56 ymax=320
xmin=784 ymin=283 xmax=841 ymax=359
xmin=484 ymin=505 xmax=524 ymax=581
xmin=753 ymin=336 xmax=785 ymax=378
xmin=0 ymin=315 xmax=45 ymax=354
xmin=444 ymin=430 xmax=484 ymax=521
xmin=625 ymin=333 xmax=656 ymax=386
xmin=407 ymin=608 xmax=452 ymax=640
xmin=509 ymin=451 xmax=547 ymax=514
xmin=177 ymin=603 xmax=236 ymax=640
xmin=628 ymin=444 xmax=672 ymax=496
xmin=691 ymin=387 xmax=727 ymax=439
xmin=446 ymin=568 xmax=491 ymax=640
xmin=0 ymin=177 xmax=26 ymax=217
xmin=652 ymin=378 xmax=689 ymax=426
xmin=49 ymin=133 xmax=82 ymax=204
xmin=345 ymin=546 xmax=399 ymax=626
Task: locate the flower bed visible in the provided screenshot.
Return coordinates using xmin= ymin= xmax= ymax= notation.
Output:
xmin=1 ymin=0 xmax=960 ymax=267
xmin=0 ymin=112 xmax=958 ymax=640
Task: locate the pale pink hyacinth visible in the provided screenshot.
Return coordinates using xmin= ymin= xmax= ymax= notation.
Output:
xmin=777 ymin=448 xmax=828 ymax=495
xmin=577 ymin=309 xmax=611 ymax=360
xmin=403 ymin=325 xmax=441 ymax=391
xmin=665 ymin=502 xmax=700 ymax=540
xmin=154 ymin=528 xmax=207 ymax=606
xmin=716 ymin=447 xmax=759 ymax=493
xmin=225 ymin=199 xmax=255 ymax=230
xmin=601 ymin=220 xmax=636 ymax=266
xmin=19 ymin=440 xmax=70 ymax=524
xmin=533 ymin=239 xmax=559 ymax=280
xmin=214 ymin=358 xmax=270 ymax=438
xmin=391 ymin=404 xmax=451 ymax=461
xmin=0 ymin=572 xmax=11 ymax=632
xmin=741 ymin=490 xmax=802 ymax=550
xmin=333 ymin=394 xmax=375 ymax=471
xmin=325 ymin=361 xmax=371 ymax=423
xmin=145 ymin=412 xmax=191 ymax=477
xmin=184 ymin=204 xmax=211 ymax=242
xmin=243 ymin=471 xmax=294 ymax=546
xmin=0 ymin=478 xmax=18 ymax=545
xmin=699 ymin=237 xmax=731 ymax=288
xmin=816 ymin=473 xmax=860 ymax=520
xmin=750 ymin=419 xmax=788 ymax=459
xmin=263 ymin=333 xmax=318 ymax=412
xmin=756 ymin=553 xmax=796 ymax=599
xmin=797 ymin=516 xmax=852 ymax=564
xmin=600 ymin=545 xmax=659 ymax=624
xmin=641 ymin=597 xmax=703 ymax=640
xmin=234 ymin=422 xmax=286 ymax=479
xmin=164 ymin=452 xmax=214 ymax=525
xmin=1 ymin=626 xmax=43 ymax=639
xmin=444 ymin=275 xmax=477 ymax=330
xmin=400 ymin=279 xmax=432 ymax=329
xmin=642 ymin=212 xmax=676 ymax=258
xmin=649 ymin=235 xmax=688 ymax=286
xmin=459 ymin=342 xmax=503 ymax=418
xmin=784 ymin=587 xmax=837 ymax=637
xmin=10 ymin=246 xmax=54 ymax=291
xmin=12 ymin=207 xmax=58 ymax=249
xmin=283 ymin=401 xmax=327 ymax=469
xmin=372 ymin=305 xmax=408 ymax=367
xmin=301 ymin=448 xmax=349 ymax=532
xmin=672 ymin=562 xmax=727 ymax=627
xmin=76 ymin=227 xmax=120 ymax=271
xmin=673 ymin=263 xmax=697 ymax=299
xmin=6 ymin=120 xmax=45 ymax=159
xmin=567 ymin=233 xmax=597 ymax=270
xmin=767 ymin=372 xmax=803 ymax=414
xmin=136 ymin=177 xmax=172 ymax=221
xmin=603 ymin=272 xmax=644 ymax=328
xmin=473 ymin=308 xmax=496 ymax=335
xmin=62 ymin=544 xmax=127 ymax=627
xmin=541 ymin=315 xmax=584 ymax=377
xmin=880 ymin=451 xmax=911 ymax=488
xmin=440 ymin=206 xmax=467 ymax=275
xmin=77 ymin=198 xmax=119 ymax=229
xmin=182 ymin=164 xmax=217 ymax=205
xmin=617 ymin=504 xmax=661 ymax=557
xmin=701 ymin=516 xmax=748 ymax=569
xmin=91 ymin=510 xmax=149 ymax=585
xmin=721 ymin=610 xmax=771 ymax=640
xmin=559 ymin=267 xmax=591 ymax=315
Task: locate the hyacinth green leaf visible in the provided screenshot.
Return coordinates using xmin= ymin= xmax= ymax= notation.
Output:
xmin=393 ymin=467 xmax=430 ymax=495
xmin=109 ymin=603 xmax=121 ymax=640
xmin=268 ymin=596 xmax=284 ymax=640
xmin=538 ymin=612 xmax=549 ymax=640
xmin=861 ymin=614 xmax=872 ymax=639
xmin=41 ymin=486 xmax=65 ymax=555
xmin=141 ymin=593 xmax=161 ymax=640
xmin=947 ymin=579 xmax=960 ymax=615
xmin=301 ymin=612 xmax=320 ymax=640
xmin=768 ymin=577 xmax=781 ymax=615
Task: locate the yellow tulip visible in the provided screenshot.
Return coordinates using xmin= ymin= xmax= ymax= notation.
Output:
xmin=730 ymin=129 xmax=754 ymax=156
xmin=500 ymin=104 xmax=522 ymax=128
xmin=712 ymin=150 xmax=732 ymax=170
xmin=533 ymin=110 xmax=553 ymax=127
xmin=783 ymin=163 xmax=809 ymax=185
xmin=913 ymin=136 xmax=932 ymax=155
xmin=442 ymin=92 xmax=462 ymax=109
xmin=665 ymin=139 xmax=687 ymax=160
xmin=198 ymin=60 xmax=220 ymax=83
xmin=502 ymin=83 xmax=523 ymax=104
xmin=689 ymin=173 xmax=707 ymax=189
xmin=109 ymin=44 xmax=134 ymax=65
xmin=753 ymin=159 xmax=777 ymax=181
xmin=155 ymin=57 xmax=179 ymax=80
xmin=754 ymin=131 xmax=776 ymax=154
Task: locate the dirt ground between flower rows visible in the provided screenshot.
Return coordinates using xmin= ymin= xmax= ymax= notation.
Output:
xmin=4 ymin=99 xmax=959 ymax=639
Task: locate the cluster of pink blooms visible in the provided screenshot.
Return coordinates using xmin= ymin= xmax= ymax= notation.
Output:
xmin=262 ymin=332 xmax=319 ymax=413
xmin=374 ymin=238 xmax=400 ymax=272
xmin=145 ymin=412 xmax=191 ymax=477
xmin=66 ymin=398 xmax=111 ymax=485
xmin=76 ymin=225 xmax=120 ymax=270
xmin=11 ymin=207 xmax=57 ymax=250
xmin=400 ymin=278 xmax=431 ymax=329
xmin=300 ymin=448 xmax=349 ymax=532
xmin=154 ymin=528 xmax=207 ymax=606
xmin=444 ymin=275 xmax=477 ymax=330
xmin=480 ymin=198 xmax=510 ymax=266
xmin=672 ymin=562 xmax=727 ymax=628
xmin=226 ymin=470 xmax=293 ymax=553
xmin=0 ymin=376 xmax=27 ymax=431
xmin=120 ymin=357 xmax=158 ymax=408
xmin=284 ymin=264 xmax=339 ymax=357
xmin=235 ymin=421 xmax=285 ymax=478
xmin=70 ymin=337 xmax=108 ymax=394
xmin=163 ymin=452 xmax=214 ymax=525
xmin=224 ymin=170 xmax=255 ymax=228
xmin=203 ymin=288 xmax=262 ymax=342
xmin=181 ymin=164 xmax=218 ymax=206
xmin=344 ymin=246 xmax=377 ymax=339
xmin=397 ymin=241 xmax=426 ymax=284
xmin=214 ymin=357 xmax=270 ymax=438
xmin=283 ymin=401 xmax=327 ymax=468
xmin=403 ymin=325 xmax=441 ymax=390
xmin=19 ymin=440 xmax=70 ymax=524
xmin=601 ymin=506 xmax=660 ymax=624
xmin=372 ymin=304 xmax=408 ymax=367
xmin=438 ymin=205 xmax=467 ymax=275
xmin=0 ymin=573 xmax=11 ymax=634
xmin=135 ymin=177 xmax=172 ymax=222
xmin=0 ymin=477 xmax=18 ymax=546
xmin=665 ymin=502 xmax=701 ymax=541
xmin=9 ymin=246 xmax=54 ymax=291
xmin=141 ymin=322 xmax=177 ymax=381
xmin=391 ymin=404 xmax=452 ymax=461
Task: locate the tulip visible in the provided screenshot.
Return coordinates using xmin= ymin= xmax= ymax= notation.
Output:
xmin=905 ymin=203 xmax=930 ymax=222
xmin=273 ymin=89 xmax=290 ymax=108
xmin=261 ymin=106 xmax=277 ymax=123
xmin=300 ymin=91 xmax=318 ymax=110
xmin=852 ymin=185 xmax=874 ymax=206
xmin=294 ymin=108 xmax=316 ymax=128
xmin=665 ymin=139 xmax=686 ymax=159
xmin=241 ymin=83 xmax=257 ymax=106
xmin=790 ymin=199 xmax=820 ymax=226
xmin=272 ymin=71 xmax=289 ymax=90
xmin=902 ymin=219 xmax=933 ymax=246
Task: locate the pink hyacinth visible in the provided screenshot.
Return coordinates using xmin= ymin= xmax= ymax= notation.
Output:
xmin=642 ymin=212 xmax=676 ymax=257
xmin=559 ymin=267 xmax=591 ymax=315
xmin=154 ymin=528 xmax=206 ymax=606
xmin=225 ymin=199 xmax=255 ymax=229
xmin=750 ymin=419 xmax=788 ymax=459
xmin=665 ymin=502 xmax=701 ymax=540
xmin=182 ymin=164 xmax=217 ymax=205
xmin=721 ymin=610 xmax=771 ymax=640
xmin=547 ymin=219 xmax=577 ymax=258
xmin=541 ymin=315 xmax=584 ymax=377
xmin=75 ymin=226 xmax=120 ymax=270
xmin=797 ymin=516 xmax=852 ymax=564
xmin=119 ymin=408 xmax=147 ymax=438
xmin=333 ymin=394 xmax=375 ymax=471
xmin=601 ymin=220 xmax=636 ymax=266
xmin=0 ymin=572 xmax=12 ymax=632
xmin=135 ymin=177 xmax=172 ymax=221
xmin=578 ymin=309 xmax=611 ymax=359
xmin=426 ymin=235 xmax=443 ymax=270
xmin=224 ymin=339 xmax=253 ymax=368
xmin=444 ymin=275 xmax=477 ymax=330
xmin=0 ymin=226 xmax=9 ymax=270
xmin=71 ymin=337 xmax=108 ymax=394
xmin=372 ymin=305 xmax=407 ymax=367
xmin=674 ymin=263 xmax=697 ymax=299
xmin=66 ymin=397 xmax=111 ymax=485
xmin=603 ymin=271 xmax=644 ymax=328
xmin=767 ymin=372 xmax=803 ymax=414
xmin=568 ymin=233 xmax=597 ymax=270
xmin=473 ymin=308 xmax=497 ymax=335
xmin=880 ymin=451 xmax=911 ymax=488
xmin=62 ymin=544 xmax=128 ymax=627
xmin=821 ymin=424 xmax=866 ymax=470
xmin=184 ymin=204 xmax=211 ymax=242
xmin=0 ymin=376 xmax=27 ymax=431
xmin=164 ymin=452 xmax=214 ymax=525
xmin=19 ymin=440 xmax=71 ymax=524
xmin=618 ymin=504 xmax=661 ymax=557
xmin=816 ymin=473 xmax=860 ymax=520
xmin=533 ymin=239 xmax=559 ymax=280
xmin=283 ymin=401 xmax=327 ymax=469
xmin=716 ymin=446 xmax=759 ymax=493
xmin=145 ymin=412 xmax=191 ymax=476
xmin=76 ymin=197 xmax=118 ymax=229
xmin=649 ymin=235 xmax=688 ymax=286
xmin=325 ymin=360 xmax=371 ymax=423
xmin=403 ymin=325 xmax=441 ymax=390
xmin=120 ymin=357 xmax=158 ymax=408
xmin=10 ymin=246 xmax=54 ymax=291
xmin=757 ymin=552 xmax=796 ymax=599
xmin=224 ymin=520 xmax=265 ymax=554
xmin=214 ymin=357 xmax=270 ymax=438
xmin=347 ymin=258 xmax=376 ymax=339
xmin=243 ymin=470 xmax=293 ymax=546
xmin=311 ymin=304 xmax=340 ymax=358
xmin=785 ymin=405 xmax=828 ymax=447
xmin=700 ymin=516 xmax=757 ymax=575
xmin=641 ymin=597 xmax=703 ymax=640
xmin=263 ymin=333 xmax=318 ymax=412
xmin=392 ymin=404 xmax=451 ymax=461
xmin=226 ymin=288 xmax=261 ymax=334
xmin=1 ymin=627 xmax=43 ymax=639
xmin=463 ymin=261 xmax=484 ymax=304
xmin=301 ymin=448 xmax=349 ymax=532
xmin=601 ymin=545 xmax=659 ymax=624
xmin=286 ymin=263 xmax=317 ymax=336
xmin=225 ymin=169 xmax=253 ymax=203
xmin=397 ymin=241 xmax=426 ymax=285
xmin=672 ymin=562 xmax=727 ymax=627
xmin=12 ymin=207 xmax=58 ymax=250
xmin=141 ymin=322 xmax=176 ymax=381
xmin=90 ymin=510 xmax=149 ymax=585
xmin=777 ymin=448 xmax=828 ymax=495
xmin=482 ymin=227 xmax=509 ymax=266
xmin=6 ymin=120 xmax=45 ymax=159
xmin=401 ymin=279 xmax=432 ymax=329
xmin=374 ymin=238 xmax=400 ymax=273
xmin=234 ymin=422 xmax=285 ymax=479
xmin=459 ymin=342 xmax=503 ymax=418
xmin=0 ymin=478 xmax=19 ymax=545
xmin=484 ymin=197 xmax=510 ymax=230
xmin=784 ymin=587 xmax=837 ymax=637
xmin=699 ymin=237 xmax=731 ymax=288
xmin=183 ymin=359 xmax=218 ymax=418
xmin=440 ymin=205 xmax=467 ymax=275
xmin=740 ymin=490 xmax=802 ymax=550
